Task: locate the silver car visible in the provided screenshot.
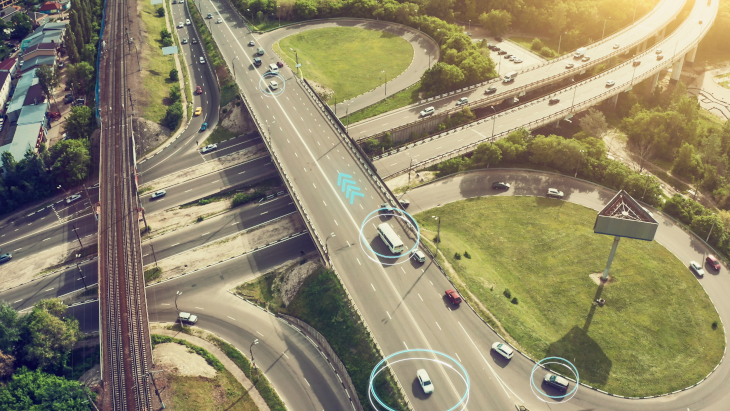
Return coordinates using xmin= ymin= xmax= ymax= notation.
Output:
xmin=420 ymin=107 xmax=435 ymax=117
xmin=689 ymin=261 xmax=705 ymax=277
xmin=412 ymin=250 xmax=426 ymax=263
xmin=151 ymin=190 xmax=166 ymax=199
xmin=201 ymin=144 xmax=218 ymax=153
xmin=492 ymin=342 xmax=514 ymax=359
xmin=546 ymin=188 xmax=564 ymax=198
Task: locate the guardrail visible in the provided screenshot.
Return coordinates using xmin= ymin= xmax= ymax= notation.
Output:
xmin=376 ymin=2 xmax=716 ymax=180
xmin=359 ymin=0 xmax=687 ymax=142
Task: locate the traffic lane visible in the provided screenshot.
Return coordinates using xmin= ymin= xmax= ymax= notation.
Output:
xmin=0 ymin=214 xmax=97 ymax=263
xmin=402 ymin=170 xmax=730 ymax=410
xmin=140 ymin=157 xmax=275 ymax=214
xmin=203 ymin=135 xmax=263 ymax=160
xmin=141 ymin=196 xmax=296 ymax=264
xmin=491 ymin=39 xmax=544 ymax=75
xmin=0 ymin=259 xmax=99 ymax=311
xmin=66 ymin=300 xmax=99 ymax=333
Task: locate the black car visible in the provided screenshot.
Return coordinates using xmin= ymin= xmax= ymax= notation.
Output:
xmin=504 ymin=54 xmax=512 ymax=59
xmin=492 ymin=182 xmax=510 ymax=190
xmin=485 ymin=86 xmax=497 ymax=94
xmin=495 ymin=37 xmax=503 ymax=42
xmin=498 ymin=50 xmax=507 ymax=55
xmin=549 ymin=97 xmax=560 ymax=105
xmin=493 ymin=47 xmax=500 ymax=52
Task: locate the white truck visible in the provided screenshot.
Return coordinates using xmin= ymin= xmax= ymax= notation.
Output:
xmin=574 ymin=47 xmax=587 ymax=59
xmin=503 ymin=71 xmax=518 ymax=83
xmin=178 ymin=312 xmax=198 ymax=324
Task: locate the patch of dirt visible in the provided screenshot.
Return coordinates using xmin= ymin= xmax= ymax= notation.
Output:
xmin=276 ymin=258 xmax=319 ymax=306
xmin=143 ymin=199 xmax=232 ymax=237
xmin=306 ymin=79 xmax=334 ymax=103
xmin=386 ymin=170 xmax=437 ymax=193
xmin=148 ymin=214 xmax=306 ymax=282
xmin=137 ymin=117 xmax=173 ymax=157
xmin=589 ymin=272 xmax=615 ymax=285
xmin=140 ymin=143 xmax=269 ymax=191
xmin=220 ymin=98 xmax=257 ymax=136
xmin=153 ymin=342 xmax=218 ymax=378
xmin=0 ymin=234 xmax=96 ymax=292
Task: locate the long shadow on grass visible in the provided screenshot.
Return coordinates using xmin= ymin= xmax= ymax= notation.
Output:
xmin=544 ymin=282 xmax=612 ymax=386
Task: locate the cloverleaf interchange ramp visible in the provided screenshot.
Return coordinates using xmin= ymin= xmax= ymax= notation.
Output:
xmin=375 ymin=0 xmax=719 ymax=180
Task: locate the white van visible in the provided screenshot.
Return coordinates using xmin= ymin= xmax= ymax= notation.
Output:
xmin=503 ymin=71 xmax=517 ymax=83
xmin=268 ymin=63 xmax=278 ymax=73
xmin=574 ymin=47 xmax=587 ymax=59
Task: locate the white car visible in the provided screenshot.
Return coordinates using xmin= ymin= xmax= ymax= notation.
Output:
xmin=606 ymin=80 xmax=615 ymax=87
xmin=492 ymin=342 xmax=514 ymax=359
xmin=270 ymin=80 xmax=279 ymax=90
xmin=185 ymin=19 xmax=191 ymax=25
xmin=509 ymin=55 xmax=517 ymax=61
xmin=514 ymin=58 xmax=523 ymax=63
xmin=151 ymin=190 xmax=166 ymax=199
xmin=66 ymin=194 xmax=82 ymax=204
xmin=417 ymin=369 xmax=434 ymax=394
xmin=182 ymin=38 xmax=188 ymax=44
xmin=656 ymin=49 xmax=663 ymax=54
xmin=420 ymin=106 xmax=435 ymax=117
xmin=689 ymin=261 xmax=705 ymax=277
xmin=200 ymin=56 xmax=205 ymax=64
xmin=613 ymin=43 xmax=620 ymax=49
xmin=412 ymin=250 xmax=426 ymax=263
xmin=201 ymin=144 xmax=218 ymax=153
xmin=546 ymin=188 xmax=564 ymax=198
xmin=177 ymin=22 xmax=183 ymax=28
xmin=456 ymin=97 xmax=468 ymax=106
xmin=217 ymin=18 xmax=222 ymax=23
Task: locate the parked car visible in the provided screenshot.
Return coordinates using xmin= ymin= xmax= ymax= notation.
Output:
xmin=565 ymin=63 xmax=574 ymax=69
xmin=66 ymin=194 xmax=82 ymax=204
xmin=200 ymin=122 xmax=208 ymax=132
xmin=151 ymin=190 xmax=166 ymax=199
xmin=194 ymin=107 xmax=202 ymax=116
xmin=495 ymin=36 xmax=503 ymax=42
xmin=177 ymin=22 xmax=183 ymax=28
xmin=201 ymin=143 xmax=217 ymax=153
xmin=504 ymin=54 xmax=513 ymax=59
xmin=690 ymin=261 xmax=705 ymax=277
xmin=417 ymin=369 xmax=434 ymax=394
xmin=485 ymin=86 xmax=497 ymax=94
xmin=196 ymin=86 xmax=203 ymax=94
xmin=206 ymin=13 xmax=213 ymax=18
xmin=514 ymin=58 xmax=523 ymax=63
xmin=546 ymin=188 xmax=564 ymax=198
xmin=445 ymin=289 xmax=462 ymax=305
xmin=64 ymin=93 xmax=74 ymax=104
xmin=420 ymin=107 xmax=435 ymax=117
xmin=549 ymin=97 xmax=560 ymax=104
xmin=492 ymin=46 xmax=500 ymax=52
xmin=491 ymin=342 xmax=514 ymax=359
xmin=544 ymin=373 xmax=570 ymax=392
xmin=606 ymin=80 xmax=616 ymax=87
xmin=498 ymin=50 xmax=507 ymax=55
xmin=0 ymin=253 xmax=11 ymax=264
xmin=492 ymin=182 xmax=510 ymax=190
xmin=412 ymin=250 xmax=426 ymax=263
xmin=178 ymin=312 xmax=198 ymax=324
xmin=456 ymin=97 xmax=468 ymax=106
xmin=706 ymin=255 xmax=721 ymax=271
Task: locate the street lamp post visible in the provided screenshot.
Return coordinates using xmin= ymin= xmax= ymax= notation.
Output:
xmin=174 ymin=291 xmax=182 ymax=324
xmin=633 ymin=2 xmax=642 ymax=24
xmin=642 ymin=173 xmax=651 ymax=199
xmin=250 ymin=339 xmax=260 ymax=381
xmin=232 ymin=56 xmax=239 ymax=79
xmin=431 ymin=216 xmax=441 ymax=258
xmin=575 ymin=150 xmax=585 ymax=177
xmin=707 ymin=214 xmax=717 ymax=242
xmin=570 ymin=86 xmax=578 ymax=111
xmin=490 ymin=106 xmax=497 ymax=140
xmin=277 ymin=5 xmax=281 ymax=26
xmin=346 ymin=104 xmax=350 ymax=134
xmin=468 ymin=20 xmax=471 ymax=32
xmin=557 ymin=32 xmax=566 ymax=55
xmin=602 ymin=17 xmax=611 ymax=39
xmin=325 ymin=232 xmax=336 ymax=253
xmin=382 ymin=70 xmax=387 ymax=97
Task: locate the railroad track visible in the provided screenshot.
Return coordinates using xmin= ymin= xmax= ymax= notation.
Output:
xmin=98 ymin=0 xmax=153 ymax=409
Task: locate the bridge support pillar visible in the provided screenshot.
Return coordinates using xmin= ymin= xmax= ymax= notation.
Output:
xmin=655 ymin=27 xmax=666 ymax=42
xmin=608 ymin=93 xmax=619 ymax=109
xmin=650 ymin=72 xmax=660 ymax=92
xmin=638 ymin=40 xmax=647 ymax=53
xmin=670 ymin=55 xmax=685 ymax=83
xmin=686 ymin=45 xmax=698 ymax=65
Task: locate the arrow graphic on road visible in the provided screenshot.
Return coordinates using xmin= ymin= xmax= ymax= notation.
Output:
xmin=337 ymin=173 xmax=364 ymax=204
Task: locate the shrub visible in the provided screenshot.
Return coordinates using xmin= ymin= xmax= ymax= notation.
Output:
xmin=712 ymin=321 xmax=719 ymax=330
xmin=157 ymin=7 xmax=164 ymax=17
xmin=433 ymin=235 xmax=441 ymax=243
xmin=530 ymin=38 xmax=543 ymax=51
xmin=511 ymin=297 xmax=518 ymax=304
xmin=454 ymin=252 xmax=461 ymax=259
xmin=198 ymin=199 xmax=212 ymax=205
xmin=197 ymin=216 xmax=204 ymax=222
xmin=162 ymin=36 xmax=173 ymax=47
xmin=236 ymin=101 xmax=241 ymax=106
xmin=169 ymin=68 xmax=178 ymax=81
xmin=464 ymin=251 xmax=471 ymax=259
xmin=503 ymin=288 xmax=512 ymax=299
xmin=539 ymin=46 xmax=557 ymax=57
xmin=232 ymin=191 xmax=265 ymax=207
xmin=222 ymin=108 xmax=228 ymax=113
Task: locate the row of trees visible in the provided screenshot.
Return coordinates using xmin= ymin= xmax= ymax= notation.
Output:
xmin=63 ymin=0 xmax=103 ymax=99
xmin=0 ymin=300 xmax=92 ymax=409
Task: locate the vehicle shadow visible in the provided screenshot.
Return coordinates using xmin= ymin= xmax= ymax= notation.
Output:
xmin=410 ymin=378 xmax=431 ymax=400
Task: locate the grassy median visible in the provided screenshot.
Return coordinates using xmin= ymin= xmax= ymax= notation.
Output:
xmin=275 ymin=27 xmax=414 ymax=104
xmin=415 ymin=196 xmax=725 ymax=397
xmin=139 ymin=2 xmax=177 ymax=122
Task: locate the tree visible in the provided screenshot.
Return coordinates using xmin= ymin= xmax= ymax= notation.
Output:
xmin=18 ymin=300 xmax=81 ymax=372
xmin=10 ymin=13 xmax=32 ymax=39
xmin=157 ymin=6 xmax=165 ymax=17
xmin=65 ymin=106 xmax=94 ymax=141
xmin=293 ymin=0 xmax=318 ymax=20
xmin=672 ymin=143 xmax=703 ymax=181
xmin=0 ymin=302 xmax=20 ymax=355
xmin=622 ymin=110 xmax=667 ymax=172
xmin=437 ymin=156 xmax=466 ymax=177
xmin=548 ymin=1 xmax=569 ymax=36
xmin=36 ymin=65 xmax=60 ymax=107
xmin=64 ymin=31 xmax=79 ymax=64
xmin=420 ymin=62 xmax=465 ymax=95
xmin=0 ymin=350 xmax=14 ymax=379
xmin=362 ymin=139 xmax=380 ymax=153
xmin=164 ymin=101 xmax=184 ymax=130
xmin=579 ymin=108 xmax=609 ymax=139
xmin=169 ymin=86 xmax=181 ymax=104
xmin=80 ymin=44 xmax=96 ymax=66
xmin=66 ymin=62 xmax=95 ymax=98
xmin=0 ymin=367 xmax=92 ymax=410
xmin=478 ymin=9 xmax=512 ymax=37
xmin=169 ymin=68 xmax=179 ymax=81
xmin=470 ymin=143 xmax=502 ymax=168
xmin=48 ymin=140 xmax=91 ymax=187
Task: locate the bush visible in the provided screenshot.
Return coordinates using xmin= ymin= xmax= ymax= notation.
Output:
xmin=161 ymin=37 xmax=173 ymax=47
xmin=454 ymin=252 xmax=461 ymax=259
xmin=156 ymin=7 xmax=164 ymax=17
xmin=196 ymin=216 xmax=204 ymax=222
xmin=163 ymin=101 xmax=183 ymax=129
xmin=236 ymin=101 xmax=241 ymax=106
xmin=464 ymin=251 xmax=471 ymax=259
xmin=232 ymin=191 xmax=265 ymax=207
xmin=503 ymin=288 xmax=512 ymax=299
xmin=222 ymin=108 xmax=228 ymax=113
xmin=713 ymin=321 xmax=719 ymax=330
xmin=511 ymin=297 xmax=519 ymax=304
xmin=530 ymin=38 xmax=543 ymax=51
xmin=539 ymin=46 xmax=557 ymax=57
xmin=198 ymin=198 xmax=212 ymax=205
xmin=433 ymin=235 xmax=441 ymax=243
xmin=169 ymin=68 xmax=178 ymax=81
xmin=144 ymin=267 xmax=162 ymax=282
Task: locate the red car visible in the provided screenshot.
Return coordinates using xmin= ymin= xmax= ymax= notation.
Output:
xmin=445 ymin=289 xmax=462 ymax=305
xmin=276 ymin=61 xmax=284 ymax=68
xmin=196 ymin=86 xmax=203 ymax=94
xmin=706 ymin=255 xmax=721 ymax=271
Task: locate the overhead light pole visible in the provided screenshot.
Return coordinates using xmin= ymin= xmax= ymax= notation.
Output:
xmin=575 ymin=150 xmax=585 ymax=177
xmin=250 ymin=339 xmax=260 ymax=381
xmin=557 ymin=31 xmax=566 ymax=55
xmin=490 ymin=106 xmax=497 ymax=140
xmin=382 ymin=70 xmax=387 ymax=97
xmin=602 ymin=17 xmax=611 ymax=39
xmin=174 ymin=291 xmax=182 ymax=324
xmin=325 ymin=232 xmax=336 ymax=253
xmin=431 ymin=216 xmax=441 ymax=258
xmin=633 ymin=2 xmax=642 ymax=24
xmin=707 ymin=213 xmax=716 ymax=242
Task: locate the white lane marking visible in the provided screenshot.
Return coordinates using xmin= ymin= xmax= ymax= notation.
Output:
xmin=257 ymin=331 xmax=264 ymax=336
xmin=161 ymin=303 xmax=171 ymax=305
xmin=313 ymin=183 xmax=316 ymax=188
xmin=458 ymin=321 xmax=523 ymax=401
xmin=43 ymin=238 xmax=51 ymax=241
xmin=371 ymin=283 xmax=376 ymax=291
xmin=356 ymin=258 xmax=361 ymax=265
xmin=14 ymin=299 xmax=22 ymax=303
xmin=436 ymin=322 xmax=442 ymax=330
xmin=13 ymin=248 xmax=22 ymax=252
xmin=185 ymin=189 xmax=193 ymax=192
xmin=403 ymin=341 xmax=409 ymax=350
xmin=304 ymin=378 xmax=310 ymax=387
xmin=202 ymin=232 xmax=210 ymax=236
xmin=387 ymin=311 xmax=392 ymax=319
xmin=170 ymin=243 xmax=180 ymax=247
xmin=195 ymin=307 xmax=205 ymax=310
xmin=261 ymin=211 xmax=268 ymax=215
xmin=45 ymin=288 xmax=54 ymax=291
xmin=283 ymin=353 xmax=289 ymax=359
xmin=239 ymin=171 xmax=246 ymax=174
xmin=401 ymin=267 xmax=406 ymax=273
xmin=418 ymin=294 xmax=423 ymax=301
xmin=323 ymin=201 xmax=327 ymax=206
xmin=455 ymin=352 xmax=462 ymax=362
xmin=334 ymin=220 xmax=338 ymax=226
xmin=227 ymin=316 xmax=236 ymax=321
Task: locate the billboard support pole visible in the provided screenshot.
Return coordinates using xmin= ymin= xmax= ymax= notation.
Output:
xmin=602 ymin=236 xmax=621 ymax=280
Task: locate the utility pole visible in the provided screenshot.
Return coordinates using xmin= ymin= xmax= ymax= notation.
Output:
xmin=382 ymin=70 xmax=387 ymax=97
xmin=406 ymin=157 xmax=413 ymax=192
xmin=490 ymin=106 xmax=497 ymax=139
xmin=250 ymin=339 xmax=260 ymax=382
xmin=174 ymin=291 xmax=182 ymax=325
xmin=72 ymin=224 xmax=83 ymax=248
xmin=707 ymin=214 xmax=716 ymax=242
xmin=149 ymin=240 xmax=158 ymax=267
xmin=76 ymin=262 xmax=88 ymax=290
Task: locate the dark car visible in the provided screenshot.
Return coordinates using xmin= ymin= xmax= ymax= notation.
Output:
xmin=549 ymin=97 xmax=560 ymax=105
xmin=504 ymin=54 xmax=513 ymax=59
xmin=200 ymin=122 xmax=208 ymax=131
xmin=544 ymin=374 xmax=569 ymax=392
xmin=445 ymin=289 xmax=462 ymax=305
xmin=706 ymin=255 xmax=721 ymax=271
xmin=498 ymin=50 xmax=507 ymax=55
xmin=485 ymin=86 xmax=497 ymax=94
xmin=492 ymin=46 xmax=500 ymax=52
xmin=276 ymin=61 xmax=284 ymax=68
xmin=657 ymin=55 xmax=664 ymax=61
xmin=495 ymin=37 xmax=503 ymax=42
xmin=632 ymin=60 xmax=641 ymax=67
xmin=0 ymin=253 xmax=12 ymax=264
xmin=492 ymin=182 xmax=510 ymax=190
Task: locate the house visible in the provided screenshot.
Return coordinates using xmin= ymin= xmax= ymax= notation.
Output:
xmin=20 ymin=23 xmax=65 ymax=52
xmin=0 ymin=104 xmax=48 ymax=164
xmin=0 ymin=57 xmax=17 ymax=77
xmin=20 ymin=55 xmax=56 ymax=73
xmin=6 ymin=67 xmax=40 ymax=123
xmin=38 ymin=2 xmax=63 ymax=14
xmin=0 ymin=72 xmax=11 ymax=113
xmin=22 ymin=43 xmax=58 ymax=61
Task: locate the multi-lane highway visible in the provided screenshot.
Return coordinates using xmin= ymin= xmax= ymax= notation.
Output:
xmin=374 ymin=0 xmax=718 ymax=178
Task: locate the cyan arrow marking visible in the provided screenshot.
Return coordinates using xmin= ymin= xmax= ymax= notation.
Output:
xmin=349 ymin=192 xmax=364 ymax=204
xmin=341 ymin=179 xmax=357 ymax=192
xmin=337 ymin=173 xmax=352 ymax=186
xmin=346 ymin=185 xmax=361 ymax=199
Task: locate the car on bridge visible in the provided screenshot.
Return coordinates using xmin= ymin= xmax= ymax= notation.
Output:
xmin=690 ymin=261 xmax=705 ymax=277
xmin=565 ymin=63 xmax=574 ymax=69
xmin=417 ymin=369 xmax=434 ymax=394
xmin=456 ymin=97 xmax=468 ymax=106
xmin=706 ymin=255 xmax=721 ymax=271
xmin=613 ymin=43 xmax=620 ymax=49
xmin=201 ymin=143 xmax=217 ymax=153
xmin=151 ymin=190 xmax=166 ymax=199
xmin=0 ymin=253 xmax=12 ymax=264
xmin=492 ymin=182 xmax=510 ymax=190
xmin=485 ymin=86 xmax=497 ymax=94
xmin=606 ymin=80 xmax=615 ymax=87
xmin=656 ymin=49 xmax=663 ymax=54
xmin=581 ymin=56 xmax=591 ymax=62
xmin=420 ymin=107 xmax=435 ymax=117
xmin=657 ymin=55 xmax=664 ymax=61
xmin=549 ymin=97 xmax=560 ymax=105
xmin=546 ymin=188 xmax=564 ymax=198
xmin=492 ymin=342 xmax=514 ymax=359
xmin=633 ymin=60 xmax=641 ymax=66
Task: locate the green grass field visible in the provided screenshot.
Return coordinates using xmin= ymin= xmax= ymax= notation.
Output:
xmin=275 ymin=27 xmax=414 ymax=104
xmin=415 ymin=196 xmax=724 ymax=397
xmin=345 ymin=82 xmax=422 ymax=124
xmin=139 ymin=2 xmax=176 ymax=123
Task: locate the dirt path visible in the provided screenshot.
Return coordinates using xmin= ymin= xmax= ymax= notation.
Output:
xmin=151 ymin=323 xmax=271 ymax=411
